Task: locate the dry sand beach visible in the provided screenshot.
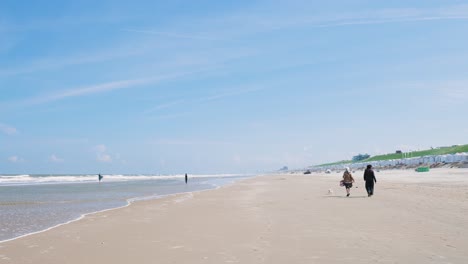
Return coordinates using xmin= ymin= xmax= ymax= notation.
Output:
xmin=1 ymin=168 xmax=467 ymax=264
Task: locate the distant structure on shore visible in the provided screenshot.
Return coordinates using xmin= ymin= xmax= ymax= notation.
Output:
xmin=313 ymin=144 xmax=468 ymax=172
xmin=316 ymin=153 xmax=468 ymax=172
xmin=352 ymin=154 xmax=370 ymax=162
xmin=279 ymin=166 xmax=289 ymax=171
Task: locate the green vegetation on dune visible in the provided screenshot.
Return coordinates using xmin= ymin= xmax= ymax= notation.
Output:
xmin=315 ymin=160 xmax=352 ymax=167
xmin=363 ymin=144 xmax=468 ymax=162
xmin=316 ymin=144 xmax=468 ymax=167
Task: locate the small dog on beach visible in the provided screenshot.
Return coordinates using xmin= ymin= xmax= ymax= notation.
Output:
xmin=327 ymin=189 xmax=334 ymax=195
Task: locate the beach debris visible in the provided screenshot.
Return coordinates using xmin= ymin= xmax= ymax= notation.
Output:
xmin=416 ymin=167 xmax=430 ymax=172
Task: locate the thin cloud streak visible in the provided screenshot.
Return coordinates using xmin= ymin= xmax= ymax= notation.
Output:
xmin=313 ymin=16 xmax=468 ymax=28
xmin=435 ymin=86 xmax=468 ymax=105
xmin=150 ymin=112 xmax=191 ymax=120
xmin=209 ymin=4 xmax=468 ymax=35
xmin=149 ymin=139 xmax=234 ymax=146
xmin=123 ymin=29 xmax=218 ymax=40
xmin=142 ymin=86 xmax=266 ymax=115
xmin=197 ymin=86 xmax=266 ymax=103
xmin=0 ymin=49 xmax=143 ymax=77
xmin=0 ymin=14 xmax=130 ymax=33
xmin=17 ymin=71 xmax=196 ymax=106
xmin=144 ymin=99 xmax=186 ymax=114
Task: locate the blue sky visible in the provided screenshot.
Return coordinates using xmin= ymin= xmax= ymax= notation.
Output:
xmin=1 ymin=0 xmax=468 ymax=174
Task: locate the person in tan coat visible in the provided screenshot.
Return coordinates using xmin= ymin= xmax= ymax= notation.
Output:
xmin=342 ymin=167 xmax=354 ymax=197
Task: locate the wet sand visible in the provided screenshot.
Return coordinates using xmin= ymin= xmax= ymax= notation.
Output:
xmin=1 ymin=168 xmax=467 ymax=263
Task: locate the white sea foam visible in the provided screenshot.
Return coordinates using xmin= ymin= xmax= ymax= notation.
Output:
xmin=0 ymin=173 xmax=254 ymax=243
xmin=0 ymin=173 xmax=247 ymax=186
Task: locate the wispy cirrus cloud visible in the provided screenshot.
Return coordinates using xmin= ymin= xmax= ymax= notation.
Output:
xmin=311 ymin=15 xmax=468 ymax=28
xmin=14 ymin=71 xmax=194 ymax=107
xmin=25 ymin=78 xmax=153 ymax=105
xmin=0 ymin=123 xmax=17 ymax=135
xmin=123 ymin=29 xmax=218 ymax=40
xmin=402 ymin=80 xmax=468 ymax=105
xmin=0 ymin=14 xmax=129 ymax=33
xmin=310 ymin=5 xmax=468 ymax=28
xmin=150 ymin=112 xmax=192 ymax=120
xmin=197 ymin=4 xmax=468 ymax=35
xmin=0 ymin=49 xmax=143 ymax=77
xmin=436 ymin=86 xmax=468 ymax=105
xmin=142 ymin=86 xmax=266 ymax=118
xmin=143 ymin=99 xmax=186 ymax=114
xmin=197 ymin=86 xmax=265 ymax=103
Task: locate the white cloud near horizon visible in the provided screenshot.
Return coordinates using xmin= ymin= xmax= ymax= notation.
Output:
xmin=49 ymin=154 xmax=64 ymax=163
xmin=97 ymin=153 xmax=112 ymax=162
xmin=94 ymin=144 xmax=107 ymax=153
xmin=0 ymin=123 xmax=17 ymax=135
xmin=7 ymin=155 xmax=23 ymax=163
xmin=94 ymin=144 xmax=112 ymax=163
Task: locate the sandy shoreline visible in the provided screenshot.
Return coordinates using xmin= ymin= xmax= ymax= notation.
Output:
xmin=1 ymin=168 xmax=467 ymax=263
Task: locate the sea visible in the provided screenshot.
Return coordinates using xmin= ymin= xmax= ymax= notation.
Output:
xmin=0 ymin=173 xmax=252 ymax=243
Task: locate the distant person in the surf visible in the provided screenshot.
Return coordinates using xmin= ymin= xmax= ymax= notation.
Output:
xmin=364 ymin=165 xmax=377 ymax=197
xmin=98 ymin=173 xmax=103 ymax=183
xmin=342 ymin=167 xmax=354 ymax=197
xmin=185 ymin=173 xmax=188 ymax=184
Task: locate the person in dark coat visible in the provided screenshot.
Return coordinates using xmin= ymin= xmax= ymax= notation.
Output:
xmin=185 ymin=173 xmax=188 ymax=184
xmin=363 ymin=165 xmax=377 ymax=197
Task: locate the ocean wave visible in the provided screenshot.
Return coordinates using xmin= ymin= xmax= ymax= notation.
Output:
xmin=0 ymin=173 xmax=248 ymax=186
